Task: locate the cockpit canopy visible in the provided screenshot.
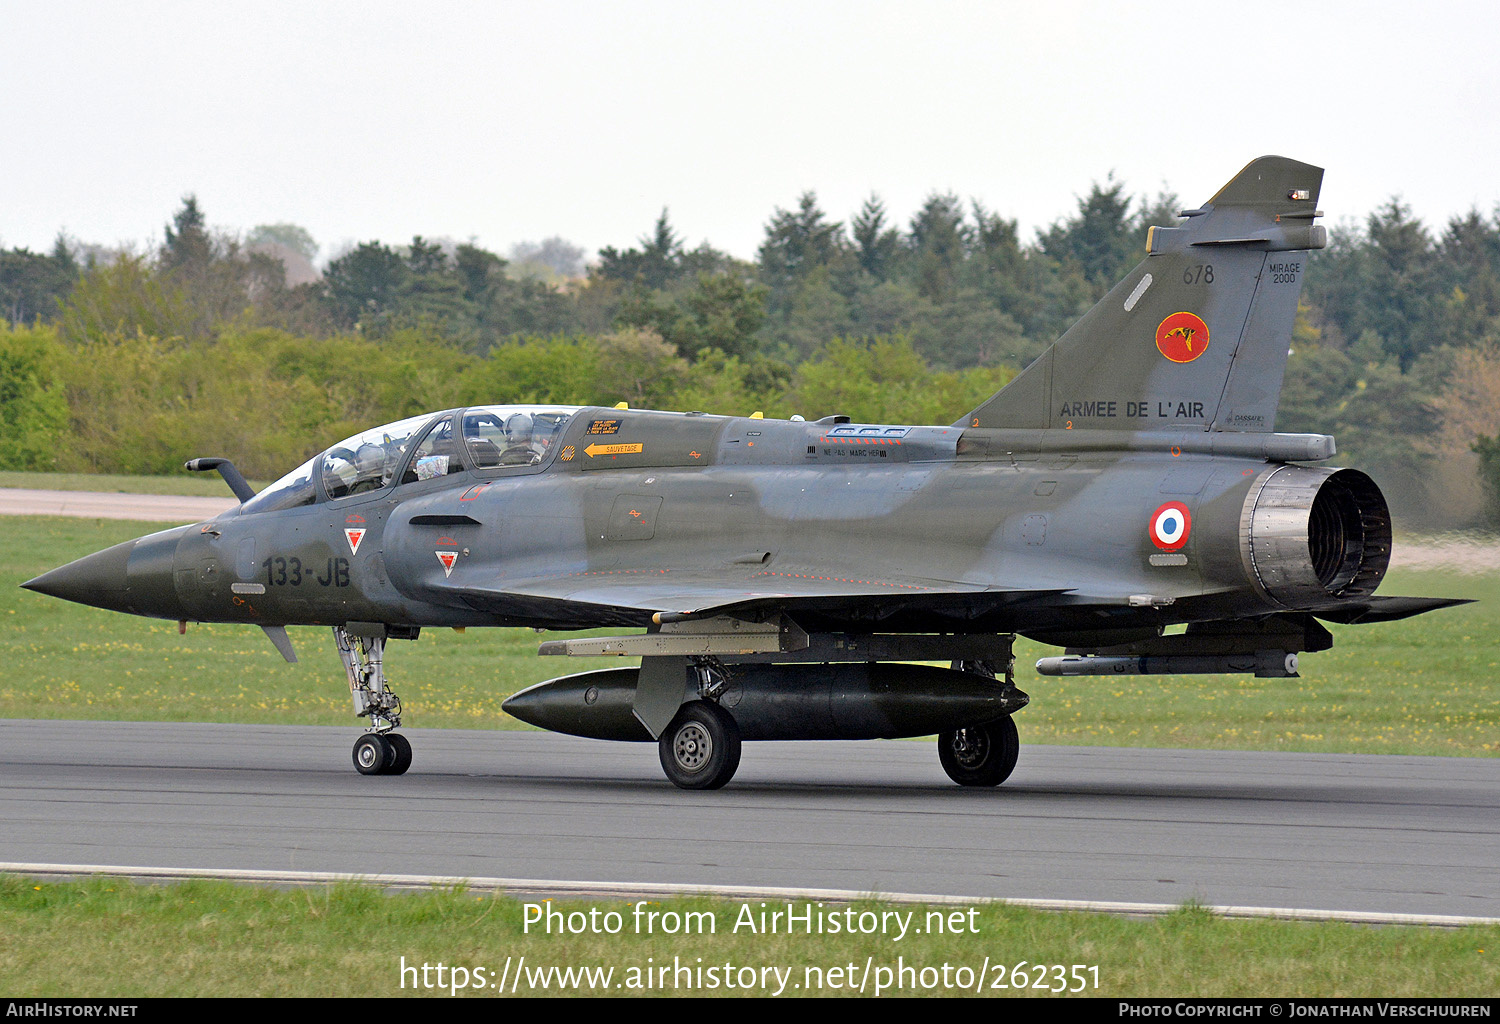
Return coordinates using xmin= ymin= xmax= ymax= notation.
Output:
xmin=321 ymin=412 xmax=436 ymax=501
xmin=240 ymin=405 xmax=580 ymax=514
xmin=461 ymin=405 xmax=574 ymax=469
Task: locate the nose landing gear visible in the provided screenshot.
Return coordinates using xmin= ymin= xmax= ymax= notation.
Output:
xmin=336 ymin=625 xmax=413 ymax=776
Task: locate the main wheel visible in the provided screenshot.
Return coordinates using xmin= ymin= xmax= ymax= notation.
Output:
xmin=386 ymin=733 xmax=413 ymax=775
xmin=658 ymin=701 xmax=741 ymax=790
xmin=353 ymin=733 xmax=394 ymax=775
xmin=938 ymin=716 xmax=1019 ymax=787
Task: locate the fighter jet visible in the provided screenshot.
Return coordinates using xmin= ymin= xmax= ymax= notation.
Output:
xmin=23 ymin=157 xmax=1466 ymax=789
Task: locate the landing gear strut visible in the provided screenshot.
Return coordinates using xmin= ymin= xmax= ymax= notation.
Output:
xmin=335 ymin=625 xmax=411 ymax=776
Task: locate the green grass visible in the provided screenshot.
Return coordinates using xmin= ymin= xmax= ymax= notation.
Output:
xmin=0 ymin=469 xmax=268 ymax=497
xmin=0 ymin=877 xmax=1493 ymax=997
xmin=3 ymin=514 xmax=1497 ymax=752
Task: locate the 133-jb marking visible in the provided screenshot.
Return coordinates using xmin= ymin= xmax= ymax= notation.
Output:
xmin=263 ymin=556 xmax=351 ymax=587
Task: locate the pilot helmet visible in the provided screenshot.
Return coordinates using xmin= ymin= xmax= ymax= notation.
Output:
xmin=353 ymin=442 xmax=384 ymax=480
xmin=506 ymin=412 xmax=534 ymax=443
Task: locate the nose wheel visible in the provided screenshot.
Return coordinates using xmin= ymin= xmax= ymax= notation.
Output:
xmin=352 ymin=732 xmax=412 ymax=776
xmin=386 ymin=733 xmax=412 ymax=774
xmin=353 ymin=733 xmax=390 ymax=775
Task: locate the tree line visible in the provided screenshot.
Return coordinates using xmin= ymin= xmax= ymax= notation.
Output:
xmin=2 ymin=180 xmax=1498 ymax=527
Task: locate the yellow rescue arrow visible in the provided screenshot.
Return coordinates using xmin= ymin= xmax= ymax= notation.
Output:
xmin=585 ymin=442 xmax=644 ymax=458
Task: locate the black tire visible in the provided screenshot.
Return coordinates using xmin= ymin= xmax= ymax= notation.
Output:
xmin=386 ymin=733 xmax=413 ymax=776
xmin=353 ymin=733 xmax=393 ymax=776
xmin=938 ymin=716 xmax=1019 ymax=787
xmin=658 ymin=701 xmax=741 ymax=790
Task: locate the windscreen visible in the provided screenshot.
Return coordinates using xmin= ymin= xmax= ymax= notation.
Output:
xmin=240 ymin=457 xmax=317 ymax=514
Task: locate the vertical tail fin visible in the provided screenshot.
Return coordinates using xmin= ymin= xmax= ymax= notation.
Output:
xmin=960 ymin=156 xmax=1326 ymax=433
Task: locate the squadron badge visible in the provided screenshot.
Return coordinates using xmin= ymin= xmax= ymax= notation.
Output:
xmin=1155 ymin=311 xmax=1210 ymax=363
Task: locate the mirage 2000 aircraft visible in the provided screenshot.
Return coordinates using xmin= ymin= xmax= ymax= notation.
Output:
xmin=23 ymin=157 xmax=1466 ymax=789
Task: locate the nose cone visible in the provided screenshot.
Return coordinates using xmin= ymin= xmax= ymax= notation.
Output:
xmin=22 ymin=525 xmax=191 ymax=619
xmin=23 ymin=538 xmax=136 ymax=610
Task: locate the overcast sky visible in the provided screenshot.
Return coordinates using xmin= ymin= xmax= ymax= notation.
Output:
xmin=3 ymin=0 xmax=1496 ymax=264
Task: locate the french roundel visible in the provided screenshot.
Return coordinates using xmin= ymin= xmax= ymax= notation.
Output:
xmin=1149 ymin=501 xmax=1192 ymax=551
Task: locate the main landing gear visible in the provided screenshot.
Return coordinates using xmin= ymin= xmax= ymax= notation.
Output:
xmin=658 ymin=699 xmax=742 ymax=790
xmin=938 ymin=717 xmax=1020 ymax=786
xmin=654 ymin=658 xmax=741 ymax=790
xmin=336 ymin=625 xmax=412 ymax=776
xmin=938 ymin=657 xmax=1026 ymax=787
xmin=646 ymin=653 xmax=1027 ymax=790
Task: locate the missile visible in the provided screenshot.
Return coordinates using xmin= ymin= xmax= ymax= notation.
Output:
xmin=503 ymin=663 xmax=1028 ymax=741
xmin=1035 ymin=652 xmax=1299 ymax=678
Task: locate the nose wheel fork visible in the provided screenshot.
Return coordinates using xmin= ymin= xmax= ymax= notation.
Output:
xmin=336 ymin=626 xmax=412 ymax=776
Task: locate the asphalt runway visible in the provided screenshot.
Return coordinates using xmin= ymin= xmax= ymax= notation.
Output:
xmin=0 ymin=488 xmax=234 ymax=522
xmin=2 ymin=719 xmax=1495 ymax=919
